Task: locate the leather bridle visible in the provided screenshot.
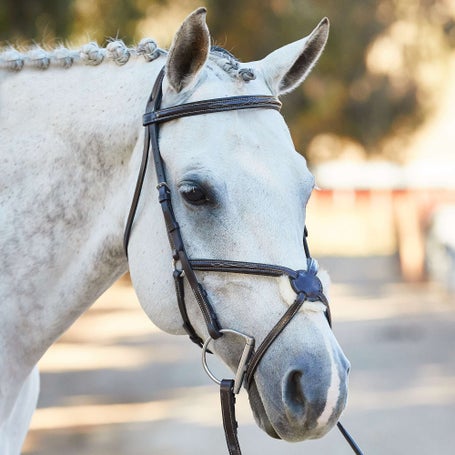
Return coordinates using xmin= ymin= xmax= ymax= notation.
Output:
xmin=123 ymin=67 xmax=363 ymax=455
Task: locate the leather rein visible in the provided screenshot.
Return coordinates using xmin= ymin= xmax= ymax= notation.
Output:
xmin=123 ymin=67 xmax=363 ymax=455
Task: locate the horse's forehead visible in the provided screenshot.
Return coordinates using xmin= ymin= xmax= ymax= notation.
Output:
xmin=165 ymin=114 xmax=300 ymax=183
xmin=161 ymin=109 xmax=309 ymax=198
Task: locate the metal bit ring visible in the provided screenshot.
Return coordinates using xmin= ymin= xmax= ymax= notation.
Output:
xmin=202 ymin=329 xmax=255 ymax=394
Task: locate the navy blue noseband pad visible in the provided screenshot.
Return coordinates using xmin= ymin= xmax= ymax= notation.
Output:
xmin=290 ymin=268 xmax=324 ymax=302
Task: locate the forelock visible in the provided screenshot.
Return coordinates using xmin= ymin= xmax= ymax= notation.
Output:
xmin=209 ymin=46 xmax=256 ymax=82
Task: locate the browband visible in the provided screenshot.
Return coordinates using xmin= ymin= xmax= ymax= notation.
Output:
xmin=143 ymin=95 xmax=282 ymax=125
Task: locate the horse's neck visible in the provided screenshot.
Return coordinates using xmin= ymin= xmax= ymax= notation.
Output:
xmin=0 ymin=59 xmax=163 ymax=383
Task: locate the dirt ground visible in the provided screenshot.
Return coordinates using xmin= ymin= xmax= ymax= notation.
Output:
xmin=22 ymin=256 xmax=455 ymax=455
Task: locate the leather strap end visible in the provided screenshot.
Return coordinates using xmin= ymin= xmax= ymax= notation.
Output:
xmin=220 ymin=379 xmax=242 ymax=455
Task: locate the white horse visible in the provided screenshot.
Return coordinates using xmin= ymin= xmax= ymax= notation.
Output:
xmin=0 ymin=8 xmax=350 ymax=454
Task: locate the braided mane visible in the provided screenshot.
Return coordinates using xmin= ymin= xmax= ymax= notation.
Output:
xmin=0 ymin=39 xmax=164 ymax=71
xmin=0 ymin=40 xmax=256 ymax=80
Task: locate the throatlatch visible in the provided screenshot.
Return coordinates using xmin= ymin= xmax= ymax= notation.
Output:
xmin=123 ymin=67 xmax=364 ymax=455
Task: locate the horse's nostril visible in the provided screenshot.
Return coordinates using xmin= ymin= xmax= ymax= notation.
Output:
xmin=283 ymin=366 xmax=332 ymax=429
xmin=284 ymin=370 xmax=306 ymax=416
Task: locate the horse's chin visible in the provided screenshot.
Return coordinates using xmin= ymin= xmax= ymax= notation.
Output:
xmin=247 ymin=380 xmax=281 ymax=440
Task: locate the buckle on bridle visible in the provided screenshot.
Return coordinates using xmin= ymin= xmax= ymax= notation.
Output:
xmin=173 ymin=258 xmax=185 ymax=277
xmin=202 ymin=329 xmax=255 ymax=394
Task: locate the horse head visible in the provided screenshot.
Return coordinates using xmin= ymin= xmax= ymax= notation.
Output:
xmin=127 ymin=8 xmax=350 ymax=442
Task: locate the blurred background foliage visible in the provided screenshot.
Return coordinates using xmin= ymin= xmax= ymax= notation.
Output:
xmin=1 ymin=0 xmax=454 ymax=163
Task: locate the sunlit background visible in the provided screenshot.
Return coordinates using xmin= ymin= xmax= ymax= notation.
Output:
xmin=2 ymin=1 xmax=455 ymax=454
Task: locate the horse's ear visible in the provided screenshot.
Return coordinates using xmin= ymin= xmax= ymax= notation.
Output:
xmin=166 ymin=7 xmax=211 ymax=93
xmin=259 ymin=18 xmax=329 ymax=95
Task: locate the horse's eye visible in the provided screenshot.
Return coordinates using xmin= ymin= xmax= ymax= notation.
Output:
xmin=180 ymin=184 xmax=210 ymax=206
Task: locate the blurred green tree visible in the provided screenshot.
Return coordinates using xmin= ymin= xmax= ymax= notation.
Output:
xmin=205 ymin=0 xmax=455 ymax=160
xmin=0 ymin=0 xmax=153 ymax=44
xmin=0 ymin=0 xmax=74 ymax=43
